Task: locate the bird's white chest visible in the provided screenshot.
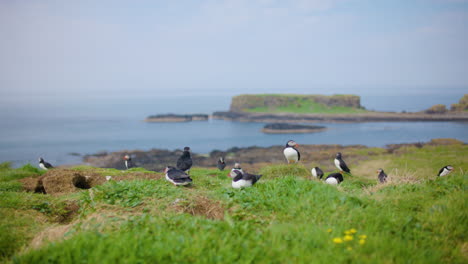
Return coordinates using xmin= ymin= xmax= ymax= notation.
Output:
xmin=283 ymin=148 xmax=298 ymax=162
xmin=334 ymin=159 xmax=341 ymax=170
xmin=440 ymin=168 xmax=451 ymax=177
xmin=232 ymin=179 xmax=252 ymax=189
xmin=39 ymin=163 xmax=48 ymax=170
xmin=125 ymin=160 xmax=129 ymax=169
xmin=325 ymin=177 xmax=339 ymax=185
xmin=311 ymin=168 xmax=318 ymax=177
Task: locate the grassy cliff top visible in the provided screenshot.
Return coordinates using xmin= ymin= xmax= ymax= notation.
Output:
xmin=1 ymin=142 xmax=467 ymax=263
xmin=230 ymin=94 xmax=368 ymax=114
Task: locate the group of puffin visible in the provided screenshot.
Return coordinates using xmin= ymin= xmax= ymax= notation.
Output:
xmin=284 ymin=140 xmax=350 ymax=185
xmin=37 ymin=140 xmax=455 ymax=188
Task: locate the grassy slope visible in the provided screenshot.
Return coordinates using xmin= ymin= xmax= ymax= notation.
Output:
xmin=1 ymin=145 xmax=467 ymax=263
xmin=240 ymin=94 xmax=368 ymax=114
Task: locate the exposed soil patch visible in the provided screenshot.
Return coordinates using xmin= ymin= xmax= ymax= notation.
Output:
xmin=20 ymin=169 xmax=163 ymax=195
xmin=173 ymin=196 xmax=225 ymax=220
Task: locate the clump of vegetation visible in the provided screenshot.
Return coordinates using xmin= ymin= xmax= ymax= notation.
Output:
xmin=1 ymin=144 xmax=467 ymax=263
xmin=425 ymin=104 xmax=447 ymax=114
xmin=450 ymin=94 xmax=468 ymax=112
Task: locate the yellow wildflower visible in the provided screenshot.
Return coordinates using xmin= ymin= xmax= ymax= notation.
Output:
xmin=359 ymin=239 xmax=366 ymax=245
xmin=347 ymin=246 xmax=353 ymax=251
xmin=343 ymin=235 xmax=354 ymax=241
xmin=359 ymin=235 xmax=367 ymax=240
xmin=349 ymin=228 xmax=357 ymax=234
xmin=344 ymin=230 xmax=351 ymax=235
xmin=333 ymin=238 xmax=343 ymax=244
xmin=327 ymin=228 xmax=332 ymax=233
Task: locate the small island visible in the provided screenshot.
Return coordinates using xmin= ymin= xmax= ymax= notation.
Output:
xmin=262 ymin=123 xmax=326 ymax=134
xmin=213 ymin=94 xmax=468 ymax=123
xmin=145 ymin=114 xmax=209 ymax=122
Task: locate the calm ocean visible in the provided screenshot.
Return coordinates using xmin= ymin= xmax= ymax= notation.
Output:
xmin=0 ymin=92 xmax=466 ymax=167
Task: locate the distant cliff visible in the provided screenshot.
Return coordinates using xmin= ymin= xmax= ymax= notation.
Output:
xmin=229 ymin=94 xmax=364 ymax=113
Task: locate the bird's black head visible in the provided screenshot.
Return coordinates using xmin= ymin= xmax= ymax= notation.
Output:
xmin=336 ymin=152 xmax=342 ymax=158
xmin=228 ymin=169 xmax=242 ymax=178
xmin=286 ymin=140 xmax=298 ymax=148
xmin=164 ymin=166 xmax=176 ymax=173
xmin=183 ymin=147 xmax=190 ymax=152
xmin=377 ymin=168 xmax=384 ymax=174
xmin=38 ymin=157 xmax=44 ymax=162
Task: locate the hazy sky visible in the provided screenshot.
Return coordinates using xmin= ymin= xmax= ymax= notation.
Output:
xmin=1 ymin=0 xmax=467 ymax=97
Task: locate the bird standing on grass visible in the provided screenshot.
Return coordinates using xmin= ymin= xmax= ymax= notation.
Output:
xmin=325 ymin=172 xmax=344 ymax=185
xmin=123 ymin=155 xmax=134 ymax=170
xmin=229 ymin=170 xmax=262 ymax=189
xmin=311 ymin=167 xmax=324 ymax=179
xmin=164 ymin=166 xmax=193 ymax=186
xmin=177 ymin=147 xmax=193 ymax=174
xmin=283 ymin=140 xmax=300 ymax=164
xmin=377 ymin=168 xmax=387 ymax=183
xmin=217 ymin=157 xmax=226 ymax=171
xmin=334 ymin=152 xmax=351 ymax=173
xmin=38 ymin=157 xmax=54 ymax=170
xmin=437 ymin=165 xmax=454 ymax=177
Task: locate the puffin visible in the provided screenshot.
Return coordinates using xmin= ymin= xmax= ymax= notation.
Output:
xmin=377 ymin=168 xmax=387 ymax=183
xmin=334 ymin=152 xmax=351 ymax=173
xmin=123 ymin=155 xmax=134 ymax=170
xmin=176 ymin=147 xmax=193 ymax=173
xmin=229 ymin=170 xmax=262 ymax=189
xmin=38 ymin=157 xmax=54 ymax=170
xmin=164 ymin=166 xmax=193 ymax=186
xmin=217 ymin=157 xmax=226 ymax=171
xmin=283 ymin=140 xmax=300 ymax=164
xmin=325 ymin=172 xmax=344 ymax=185
xmin=230 ymin=162 xmax=244 ymax=177
xmin=311 ymin=167 xmax=324 ymax=179
xmin=438 ymin=165 xmax=454 ymax=177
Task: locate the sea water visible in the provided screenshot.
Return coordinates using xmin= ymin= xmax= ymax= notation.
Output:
xmin=0 ymin=92 xmax=466 ymax=167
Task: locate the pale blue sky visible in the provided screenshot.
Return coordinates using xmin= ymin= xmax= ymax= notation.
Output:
xmin=0 ymin=0 xmax=467 ymax=97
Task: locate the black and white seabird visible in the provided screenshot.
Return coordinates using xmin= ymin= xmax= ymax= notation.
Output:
xmin=325 ymin=172 xmax=344 ymax=185
xmin=38 ymin=157 xmax=54 ymax=170
xmin=334 ymin=152 xmax=351 ymax=173
xmin=230 ymin=162 xmax=244 ymax=177
xmin=176 ymin=147 xmax=193 ymax=173
xmin=311 ymin=167 xmax=324 ymax=179
xmin=283 ymin=140 xmax=300 ymax=164
xmin=217 ymin=157 xmax=226 ymax=171
xmin=123 ymin=155 xmax=134 ymax=170
xmin=438 ymin=165 xmax=454 ymax=177
xmin=377 ymin=168 xmax=387 ymax=183
xmin=229 ymin=170 xmax=262 ymax=189
xmin=164 ymin=166 xmax=193 ymax=186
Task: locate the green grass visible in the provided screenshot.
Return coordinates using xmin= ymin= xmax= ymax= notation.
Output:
xmin=1 ymin=146 xmax=467 ymax=263
xmin=245 ymin=97 xmax=368 ymax=114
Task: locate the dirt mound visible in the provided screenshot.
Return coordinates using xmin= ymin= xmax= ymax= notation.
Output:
xmin=20 ymin=169 xmax=164 ymax=195
xmin=41 ymin=169 xmax=105 ymax=195
xmin=173 ymin=196 xmax=225 ymax=220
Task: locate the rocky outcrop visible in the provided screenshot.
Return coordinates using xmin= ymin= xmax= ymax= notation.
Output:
xmin=424 ymin=104 xmax=448 ymax=114
xmin=145 ymin=114 xmax=209 ymax=122
xmin=262 ymin=123 xmax=326 ymax=134
xmin=229 ymin=94 xmax=362 ymax=112
xmin=451 ymin=94 xmax=468 ymax=112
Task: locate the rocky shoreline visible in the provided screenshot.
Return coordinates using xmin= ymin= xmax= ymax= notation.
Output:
xmin=145 ymin=114 xmax=209 ymax=122
xmin=83 ymin=139 xmax=464 ymax=173
xmin=212 ymin=111 xmax=468 ymax=123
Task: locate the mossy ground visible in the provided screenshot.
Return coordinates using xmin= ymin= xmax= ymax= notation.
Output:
xmin=0 ymin=144 xmax=467 ymax=263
